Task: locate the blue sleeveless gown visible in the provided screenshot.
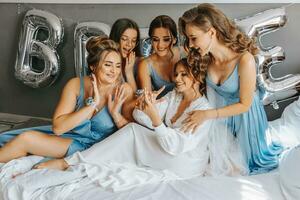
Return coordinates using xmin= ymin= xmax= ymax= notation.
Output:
xmin=206 ymin=63 xmax=283 ymax=174
xmin=0 ymin=77 xmax=117 ymax=156
xmin=146 ymin=59 xmax=175 ymax=98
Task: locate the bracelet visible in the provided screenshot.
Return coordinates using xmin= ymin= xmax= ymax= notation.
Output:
xmin=135 ymin=89 xmax=144 ymax=97
xmin=90 ymin=103 xmax=99 ymax=112
xmin=85 ymin=97 xmax=99 ymax=112
xmin=215 ymin=109 xmax=219 ymax=119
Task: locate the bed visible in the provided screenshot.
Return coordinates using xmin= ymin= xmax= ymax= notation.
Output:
xmin=0 ymin=157 xmax=286 ymax=200
xmin=1 ymin=99 xmax=300 ymax=200
xmin=67 ymin=171 xmax=284 ymax=200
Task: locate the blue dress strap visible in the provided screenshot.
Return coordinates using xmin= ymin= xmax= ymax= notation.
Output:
xmin=75 ymin=76 xmax=85 ymax=111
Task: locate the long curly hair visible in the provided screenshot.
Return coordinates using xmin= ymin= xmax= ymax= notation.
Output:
xmin=179 ymin=3 xmax=258 ymax=55
xmin=174 ymin=48 xmax=207 ymax=96
xmin=178 ymin=4 xmax=258 ymax=92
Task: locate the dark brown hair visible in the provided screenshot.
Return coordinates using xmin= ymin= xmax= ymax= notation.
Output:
xmin=149 ymin=15 xmax=178 ymax=56
xmin=109 ymin=18 xmax=141 ymax=57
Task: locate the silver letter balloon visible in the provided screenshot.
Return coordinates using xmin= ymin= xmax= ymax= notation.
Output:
xmin=236 ymin=7 xmax=300 ymax=109
xmin=138 ymin=27 xmax=151 ymax=58
xmin=74 ymin=22 xmax=110 ymax=77
xmin=14 ymin=9 xmax=64 ymax=88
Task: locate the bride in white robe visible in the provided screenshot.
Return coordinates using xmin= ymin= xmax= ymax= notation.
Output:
xmin=66 ymin=89 xmax=211 ymax=179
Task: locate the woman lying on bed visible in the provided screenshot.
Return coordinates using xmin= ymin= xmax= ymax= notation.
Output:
xmin=34 ymin=53 xmax=247 ymax=191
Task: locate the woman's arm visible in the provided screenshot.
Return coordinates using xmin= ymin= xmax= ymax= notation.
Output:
xmin=52 ymin=77 xmax=97 ymax=135
xmin=133 ymin=87 xmax=169 ymax=129
xmin=154 ymin=119 xmax=211 ymax=156
xmin=140 ymin=90 xmax=211 ymax=155
xmin=154 ymin=98 xmax=212 ymax=156
xmin=124 ymin=52 xmax=138 ymax=92
xmin=132 ymin=101 xmax=168 ymax=129
xmin=182 ymin=52 xmax=256 ymax=132
xmin=208 ymin=52 xmax=256 ymax=117
xmin=109 ymin=83 xmax=134 ymax=129
xmin=137 ymin=58 xmax=152 ymax=91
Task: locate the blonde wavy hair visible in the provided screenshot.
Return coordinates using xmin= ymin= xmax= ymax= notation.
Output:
xmin=86 ymin=36 xmax=121 ymax=68
xmin=86 ymin=36 xmax=122 ymax=83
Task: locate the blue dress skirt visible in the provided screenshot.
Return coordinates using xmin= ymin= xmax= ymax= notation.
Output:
xmin=206 ymin=64 xmax=283 ymax=174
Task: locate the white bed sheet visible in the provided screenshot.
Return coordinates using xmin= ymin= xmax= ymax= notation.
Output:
xmin=0 ymin=158 xmax=286 ymax=200
xmin=3 ymin=97 xmax=300 ymax=200
xmin=67 ymin=171 xmax=284 ymax=200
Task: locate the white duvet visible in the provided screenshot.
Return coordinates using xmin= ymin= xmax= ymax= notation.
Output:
xmin=0 ymin=158 xmax=285 ymax=200
xmin=1 ymin=97 xmax=300 ymax=200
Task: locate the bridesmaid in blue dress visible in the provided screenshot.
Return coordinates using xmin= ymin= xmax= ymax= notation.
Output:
xmin=179 ymin=3 xmax=283 ymax=174
xmin=138 ymin=15 xmax=181 ymax=98
xmin=109 ymin=18 xmax=142 ymax=92
xmin=0 ymin=36 xmax=133 ymax=163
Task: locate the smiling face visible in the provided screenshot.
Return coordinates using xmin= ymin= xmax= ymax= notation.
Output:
xmin=173 ymin=63 xmax=195 ymax=93
xmin=151 ymin=27 xmax=174 ymax=57
xmin=185 ymin=23 xmax=213 ymax=56
xmin=119 ymin=28 xmax=138 ymax=58
xmin=94 ymin=51 xmax=122 ymax=85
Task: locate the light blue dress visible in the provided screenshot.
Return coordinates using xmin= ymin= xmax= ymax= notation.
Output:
xmin=206 ymin=63 xmax=283 ymax=174
xmin=0 ymin=77 xmax=117 ymax=157
xmin=146 ymin=59 xmax=175 ymax=98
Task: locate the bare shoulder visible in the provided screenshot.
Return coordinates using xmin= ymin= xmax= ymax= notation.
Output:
xmin=64 ymin=77 xmax=80 ymax=91
xmin=237 ymin=52 xmax=255 ymax=74
xmin=64 ymin=76 xmax=91 ymax=96
xmin=138 ymin=57 xmax=151 ymax=75
xmin=239 ymin=52 xmax=255 ymax=68
xmin=139 ymin=57 xmax=150 ymax=67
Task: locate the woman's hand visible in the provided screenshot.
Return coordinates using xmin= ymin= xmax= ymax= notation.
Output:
xmin=125 ymin=51 xmax=136 ymax=74
xmin=141 ymin=89 xmax=158 ymax=118
xmin=135 ymin=86 xmax=165 ymax=110
xmin=91 ymin=73 xmax=101 ymax=105
xmin=136 ymin=88 xmax=164 ymax=127
xmin=108 ymin=84 xmax=127 ymax=116
xmin=152 ymin=86 xmax=165 ymax=102
xmin=181 ymin=110 xmax=208 ymax=133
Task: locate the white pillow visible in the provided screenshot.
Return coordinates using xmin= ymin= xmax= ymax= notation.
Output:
xmin=279 ymin=145 xmax=300 ymax=200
